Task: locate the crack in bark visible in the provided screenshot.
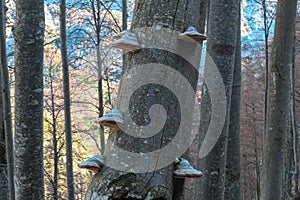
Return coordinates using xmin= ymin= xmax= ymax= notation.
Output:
xmin=172 ymin=0 xmax=180 ymax=28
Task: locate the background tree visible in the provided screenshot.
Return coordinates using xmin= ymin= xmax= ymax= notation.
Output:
xmin=13 ymin=0 xmax=45 ymax=198
xmin=0 ymin=0 xmax=14 ymax=199
xmin=196 ymin=0 xmax=240 ymax=198
xmin=260 ymin=0 xmax=297 ymax=199
xmin=225 ymin=0 xmax=242 ymax=199
xmin=59 ymin=0 xmax=75 ymax=198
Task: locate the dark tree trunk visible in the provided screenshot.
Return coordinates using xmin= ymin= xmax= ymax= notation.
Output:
xmin=195 ymin=0 xmax=239 ymax=199
xmin=59 ymin=0 xmax=75 ymax=199
xmin=0 ymin=81 xmax=7 ymax=199
xmin=122 ymin=0 xmax=127 ymax=31
xmin=260 ymin=0 xmax=297 ymax=199
xmin=225 ymin=1 xmax=242 ymax=199
xmin=50 ymin=78 xmax=59 ymax=200
xmin=14 ymin=0 xmax=45 ymax=199
xmin=0 ymin=0 xmax=9 ymax=199
xmin=85 ymin=0 xmax=202 ymax=199
xmin=0 ymin=0 xmax=14 ymax=199
xmin=262 ymin=0 xmax=269 ymax=139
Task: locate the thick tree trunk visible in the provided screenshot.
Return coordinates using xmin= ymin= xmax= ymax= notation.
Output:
xmin=14 ymin=0 xmax=45 ymax=199
xmin=195 ymin=0 xmax=239 ymax=199
xmin=59 ymin=0 xmax=75 ymax=199
xmin=260 ymin=0 xmax=297 ymax=199
xmin=225 ymin=1 xmax=242 ymax=199
xmin=85 ymin=0 xmax=202 ymax=199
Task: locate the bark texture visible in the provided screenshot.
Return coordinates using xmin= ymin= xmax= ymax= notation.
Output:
xmin=260 ymin=0 xmax=297 ymax=199
xmin=195 ymin=0 xmax=239 ymax=199
xmin=60 ymin=0 xmax=75 ymax=199
xmin=225 ymin=1 xmax=242 ymax=199
xmin=14 ymin=0 xmax=45 ymax=199
xmin=85 ymin=0 xmax=202 ymax=199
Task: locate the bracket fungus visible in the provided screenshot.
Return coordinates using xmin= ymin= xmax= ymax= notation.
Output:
xmin=97 ymin=108 xmax=124 ymax=130
xmin=111 ymin=30 xmax=140 ymax=52
xmin=178 ymin=26 xmax=207 ymax=42
xmin=173 ymin=158 xmax=203 ymax=178
xmin=78 ymin=154 xmax=104 ymax=172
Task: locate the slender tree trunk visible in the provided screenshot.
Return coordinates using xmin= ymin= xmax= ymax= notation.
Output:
xmin=60 ymin=0 xmax=75 ymax=199
xmin=262 ymin=0 xmax=269 ymax=139
xmin=225 ymin=1 xmax=242 ymax=199
xmin=0 ymin=90 xmax=8 ymax=200
xmin=0 ymin=1 xmax=9 ymax=199
xmin=285 ymin=120 xmax=293 ymax=198
xmin=291 ymin=38 xmax=299 ymax=198
xmin=14 ymin=0 xmax=44 ymax=199
xmin=0 ymin=64 xmax=8 ymax=200
xmin=50 ymin=79 xmax=59 ymax=200
xmin=260 ymin=0 xmax=297 ymax=199
xmin=254 ymin=125 xmax=261 ymax=200
xmin=97 ymin=44 xmax=105 ymax=153
xmin=91 ymin=0 xmax=105 ymax=153
xmin=122 ymin=0 xmax=127 ymax=31
xmin=196 ymin=0 xmax=239 ymax=199
xmin=0 ymin=1 xmax=14 ymax=199
xmin=85 ymin=0 xmax=202 ymax=199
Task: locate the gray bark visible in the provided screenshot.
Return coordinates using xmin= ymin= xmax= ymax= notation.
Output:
xmin=14 ymin=0 xmax=45 ymax=199
xmin=195 ymin=0 xmax=239 ymax=199
xmin=85 ymin=0 xmax=202 ymax=199
xmin=260 ymin=0 xmax=297 ymax=199
xmin=59 ymin=0 xmax=75 ymax=199
xmin=225 ymin=1 xmax=242 ymax=199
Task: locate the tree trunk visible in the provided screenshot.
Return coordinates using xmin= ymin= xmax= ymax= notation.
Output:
xmin=0 ymin=0 xmax=14 ymax=199
xmin=97 ymin=43 xmax=105 ymax=153
xmin=225 ymin=1 xmax=242 ymax=199
xmin=0 ymin=81 xmax=7 ymax=199
xmin=195 ymin=0 xmax=239 ymax=199
xmin=285 ymin=120 xmax=293 ymax=198
xmin=50 ymin=78 xmax=59 ymax=200
xmin=0 ymin=1 xmax=9 ymax=199
xmin=14 ymin=0 xmax=44 ymax=199
xmin=91 ymin=0 xmax=106 ymax=153
xmin=291 ymin=34 xmax=299 ymax=198
xmin=260 ymin=0 xmax=297 ymax=199
xmin=122 ymin=0 xmax=127 ymax=31
xmin=59 ymin=0 xmax=75 ymax=199
xmin=85 ymin=0 xmax=202 ymax=199
xmin=262 ymin=0 xmax=269 ymax=139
